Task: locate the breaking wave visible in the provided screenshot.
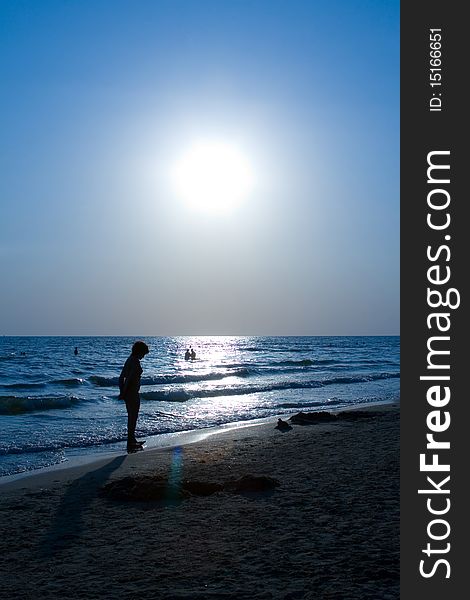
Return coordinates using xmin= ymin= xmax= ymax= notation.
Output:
xmin=0 ymin=395 xmax=83 ymax=415
xmin=139 ymin=372 xmax=400 ymax=402
xmin=90 ymin=368 xmax=251 ymax=387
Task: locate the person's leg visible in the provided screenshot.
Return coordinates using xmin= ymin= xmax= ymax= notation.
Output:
xmin=125 ymin=397 xmax=140 ymax=445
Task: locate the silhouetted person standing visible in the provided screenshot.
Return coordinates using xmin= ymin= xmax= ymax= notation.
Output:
xmin=190 ymin=347 xmax=196 ymax=360
xmin=119 ymin=341 xmax=149 ymax=451
xmin=74 ymin=347 xmax=78 ymax=355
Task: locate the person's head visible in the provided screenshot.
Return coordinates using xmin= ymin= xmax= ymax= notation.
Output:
xmin=132 ymin=340 xmax=150 ymax=359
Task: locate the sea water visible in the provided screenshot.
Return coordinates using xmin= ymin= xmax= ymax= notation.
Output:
xmin=0 ymin=336 xmax=399 ymax=477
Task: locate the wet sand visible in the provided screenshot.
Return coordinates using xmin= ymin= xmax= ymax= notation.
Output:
xmin=0 ymin=403 xmax=399 ymax=599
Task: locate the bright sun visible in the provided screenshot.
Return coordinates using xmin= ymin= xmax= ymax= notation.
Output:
xmin=171 ymin=140 xmax=254 ymax=214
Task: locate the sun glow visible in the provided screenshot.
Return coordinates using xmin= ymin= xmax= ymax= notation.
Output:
xmin=171 ymin=140 xmax=254 ymax=213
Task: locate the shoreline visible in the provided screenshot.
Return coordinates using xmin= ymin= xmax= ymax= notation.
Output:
xmin=0 ymin=398 xmax=398 ymax=490
xmin=1 ymin=400 xmax=399 ymax=599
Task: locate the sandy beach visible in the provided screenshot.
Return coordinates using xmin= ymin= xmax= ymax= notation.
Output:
xmin=1 ymin=403 xmax=399 ymax=599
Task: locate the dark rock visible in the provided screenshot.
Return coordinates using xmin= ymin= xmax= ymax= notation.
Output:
xmin=336 ymin=410 xmax=380 ymax=421
xmin=275 ymin=418 xmax=292 ymax=431
xmin=289 ymin=411 xmax=337 ymax=425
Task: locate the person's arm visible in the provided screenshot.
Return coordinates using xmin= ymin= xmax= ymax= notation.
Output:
xmin=119 ymin=357 xmax=138 ymax=399
xmin=118 ymin=362 xmax=127 ymax=399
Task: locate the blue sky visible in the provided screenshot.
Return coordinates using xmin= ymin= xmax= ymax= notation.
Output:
xmin=0 ymin=0 xmax=399 ymax=335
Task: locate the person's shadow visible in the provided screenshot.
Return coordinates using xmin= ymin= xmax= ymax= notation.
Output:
xmin=38 ymin=455 xmax=126 ymax=558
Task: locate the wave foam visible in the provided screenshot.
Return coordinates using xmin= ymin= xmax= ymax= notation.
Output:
xmin=50 ymin=378 xmax=85 ymax=387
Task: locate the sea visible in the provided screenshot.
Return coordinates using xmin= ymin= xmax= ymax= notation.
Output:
xmin=0 ymin=336 xmax=399 ymax=478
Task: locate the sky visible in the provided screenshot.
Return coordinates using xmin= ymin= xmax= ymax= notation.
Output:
xmin=0 ymin=0 xmax=399 ymax=336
